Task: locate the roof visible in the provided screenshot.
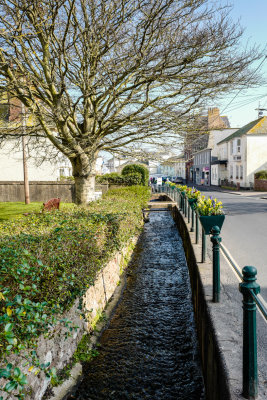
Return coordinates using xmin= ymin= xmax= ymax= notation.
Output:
xmin=193 ymin=148 xmax=211 ymax=156
xmin=217 ymin=116 xmax=267 ymax=144
xmin=166 ymin=154 xmax=185 ymax=162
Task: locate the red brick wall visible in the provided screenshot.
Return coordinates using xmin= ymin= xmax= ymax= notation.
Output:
xmin=254 ymin=179 xmax=267 ymax=191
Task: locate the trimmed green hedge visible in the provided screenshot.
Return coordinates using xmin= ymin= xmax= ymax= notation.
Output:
xmin=255 ymin=170 xmax=267 ymax=180
xmin=121 ymin=164 xmax=149 ymax=186
xmin=96 ymin=172 xmax=142 ymax=186
xmin=0 ymin=186 xmax=150 ymax=398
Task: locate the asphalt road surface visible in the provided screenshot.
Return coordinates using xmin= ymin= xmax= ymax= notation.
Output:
xmin=203 ymin=190 xmax=267 ymax=298
xmin=203 ymin=190 xmax=267 ymax=387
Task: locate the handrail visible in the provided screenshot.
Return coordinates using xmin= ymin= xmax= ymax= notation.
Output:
xmin=167 ymin=184 xmax=267 ymax=320
xmin=219 ymin=242 xmax=243 ymax=280
xmin=249 ymin=290 xmax=267 ymax=322
xmin=219 ymin=242 xmax=267 ymax=322
xmin=164 ymin=182 xmax=267 ymax=398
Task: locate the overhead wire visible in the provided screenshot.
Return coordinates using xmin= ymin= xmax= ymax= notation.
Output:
xmin=221 ymin=55 xmax=267 ymax=115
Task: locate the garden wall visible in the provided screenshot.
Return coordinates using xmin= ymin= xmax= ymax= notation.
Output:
xmin=0 ymin=238 xmax=137 ymax=400
xmin=0 ymin=182 xmax=108 ymax=202
xmin=254 ymin=178 xmax=267 ymax=191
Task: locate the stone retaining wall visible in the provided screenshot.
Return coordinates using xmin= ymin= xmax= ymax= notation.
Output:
xmin=0 ymin=182 xmax=108 ymax=202
xmin=254 ymin=178 xmax=267 ymax=191
xmin=0 ymin=239 xmax=137 ymax=400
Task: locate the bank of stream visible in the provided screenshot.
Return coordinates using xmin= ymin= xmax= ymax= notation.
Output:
xmin=66 ymin=210 xmax=205 ymax=400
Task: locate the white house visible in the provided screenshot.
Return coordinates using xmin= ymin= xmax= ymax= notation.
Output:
xmin=215 ymin=116 xmax=267 ymax=188
xmin=192 ymin=128 xmax=237 ymax=186
xmin=0 ymin=139 xmax=104 ymax=181
xmin=158 ymin=154 xmax=186 ymax=179
xmin=208 ymin=128 xmax=238 ymax=186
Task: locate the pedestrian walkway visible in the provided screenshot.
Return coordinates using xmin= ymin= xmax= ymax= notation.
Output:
xmin=67 ymin=211 xmax=205 ymax=400
xmin=187 ymin=183 xmax=267 ymax=198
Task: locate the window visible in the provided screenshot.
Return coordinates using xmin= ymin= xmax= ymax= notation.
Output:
xmin=237 ymin=139 xmax=241 ymax=153
xmin=236 ymin=165 xmax=239 ymax=179
xmin=240 ymin=165 xmax=243 ymax=180
xmin=59 ymin=168 xmax=66 ymax=177
xmin=230 ymin=141 xmax=233 ymax=155
xmin=230 ymin=165 xmax=233 ymax=179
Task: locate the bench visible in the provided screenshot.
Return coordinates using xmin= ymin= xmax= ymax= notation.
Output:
xmin=43 ymin=198 xmax=61 ymax=211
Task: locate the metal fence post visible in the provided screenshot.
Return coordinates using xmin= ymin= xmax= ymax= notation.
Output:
xmin=188 ymin=201 xmax=190 ymax=224
xmin=201 ymin=228 xmax=206 ymax=262
xmin=210 ymin=226 xmax=221 ymax=302
xmin=184 ymin=197 xmax=187 ymax=218
xmin=195 ymin=213 xmax=199 ymax=243
xmin=239 ymin=266 xmax=260 ymax=399
xmin=191 ymin=208 xmax=195 ymax=232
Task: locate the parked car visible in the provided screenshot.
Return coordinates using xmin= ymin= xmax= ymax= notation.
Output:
xmin=173 ymin=176 xmax=183 ymax=184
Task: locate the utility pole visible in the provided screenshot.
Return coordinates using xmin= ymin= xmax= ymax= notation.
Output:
xmin=21 ymin=101 xmax=30 ymax=204
xmin=255 ymin=102 xmax=267 ymax=118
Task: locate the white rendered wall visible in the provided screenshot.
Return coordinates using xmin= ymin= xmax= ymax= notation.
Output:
xmin=0 ymin=141 xmax=70 ymax=181
xmin=246 ymin=135 xmax=267 ymax=186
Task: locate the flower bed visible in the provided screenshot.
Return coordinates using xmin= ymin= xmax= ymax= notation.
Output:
xmin=0 ymin=186 xmax=150 ymax=399
xmin=167 ymin=182 xmax=223 ymax=216
xmin=166 ymin=183 xmax=225 ymax=234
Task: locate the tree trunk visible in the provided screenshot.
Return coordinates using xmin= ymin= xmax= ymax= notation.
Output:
xmin=71 ymin=154 xmax=98 ymax=205
xmin=74 ymin=175 xmax=96 ymax=205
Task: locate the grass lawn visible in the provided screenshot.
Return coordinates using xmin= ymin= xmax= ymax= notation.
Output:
xmin=0 ymin=201 xmax=74 ymax=221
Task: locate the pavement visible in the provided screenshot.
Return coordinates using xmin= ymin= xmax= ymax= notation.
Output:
xmin=186 ymin=183 xmax=267 ymax=199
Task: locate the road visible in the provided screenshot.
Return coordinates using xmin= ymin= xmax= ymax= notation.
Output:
xmin=202 ymin=189 xmax=267 ymax=386
xmin=203 ymin=190 xmax=267 ymax=298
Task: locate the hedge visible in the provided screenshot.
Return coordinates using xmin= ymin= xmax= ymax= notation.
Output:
xmin=0 ymin=186 xmax=150 ymax=399
xmin=255 ymin=170 xmax=267 ymax=180
xmin=96 ymin=172 xmax=142 ymax=186
xmin=121 ymin=164 xmax=149 ymax=186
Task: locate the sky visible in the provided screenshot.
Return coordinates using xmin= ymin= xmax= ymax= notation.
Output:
xmin=217 ymin=0 xmax=267 ymax=128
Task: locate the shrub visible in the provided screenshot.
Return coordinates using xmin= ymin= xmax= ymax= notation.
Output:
xmin=255 ymin=170 xmax=267 ymax=180
xmin=0 ymin=186 xmax=150 ymax=398
xmin=96 ymin=172 xmax=142 ymax=186
xmin=123 ymin=172 xmax=142 ymax=186
xmin=121 ymin=164 xmax=149 ymax=186
xmin=96 ymin=172 xmax=124 ymax=184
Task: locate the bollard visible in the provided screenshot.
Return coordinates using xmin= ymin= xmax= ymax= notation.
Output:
xmin=191 ymin=208 xmax=195 ymax=232
xmin=239 ymin=266 xmax=260 ymax=400
xmin=201 ymin=228 xmax=206 ymax=262
xmin=195 ymin=213 xmax=199 ymax=243
xmin=210 ymin=226 xmax=221 ymax=303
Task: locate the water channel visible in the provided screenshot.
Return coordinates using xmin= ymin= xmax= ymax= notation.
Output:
xmin=67 ymin=211 xmax=205 ymax=400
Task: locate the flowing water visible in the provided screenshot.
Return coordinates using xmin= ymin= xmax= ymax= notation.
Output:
xmin=67 ymin=211 xmax=205 ymax=400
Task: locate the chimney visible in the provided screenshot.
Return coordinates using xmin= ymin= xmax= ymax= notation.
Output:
xmin=208 ymin=107 xmax=225 ymax=129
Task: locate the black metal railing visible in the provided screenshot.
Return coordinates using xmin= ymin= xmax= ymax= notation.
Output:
xmin=161 ymin=183 xmax=267 ymax=399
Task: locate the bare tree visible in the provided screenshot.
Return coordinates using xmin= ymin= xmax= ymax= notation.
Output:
xmin=0 ymin=0 xmax=263 ymax=203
